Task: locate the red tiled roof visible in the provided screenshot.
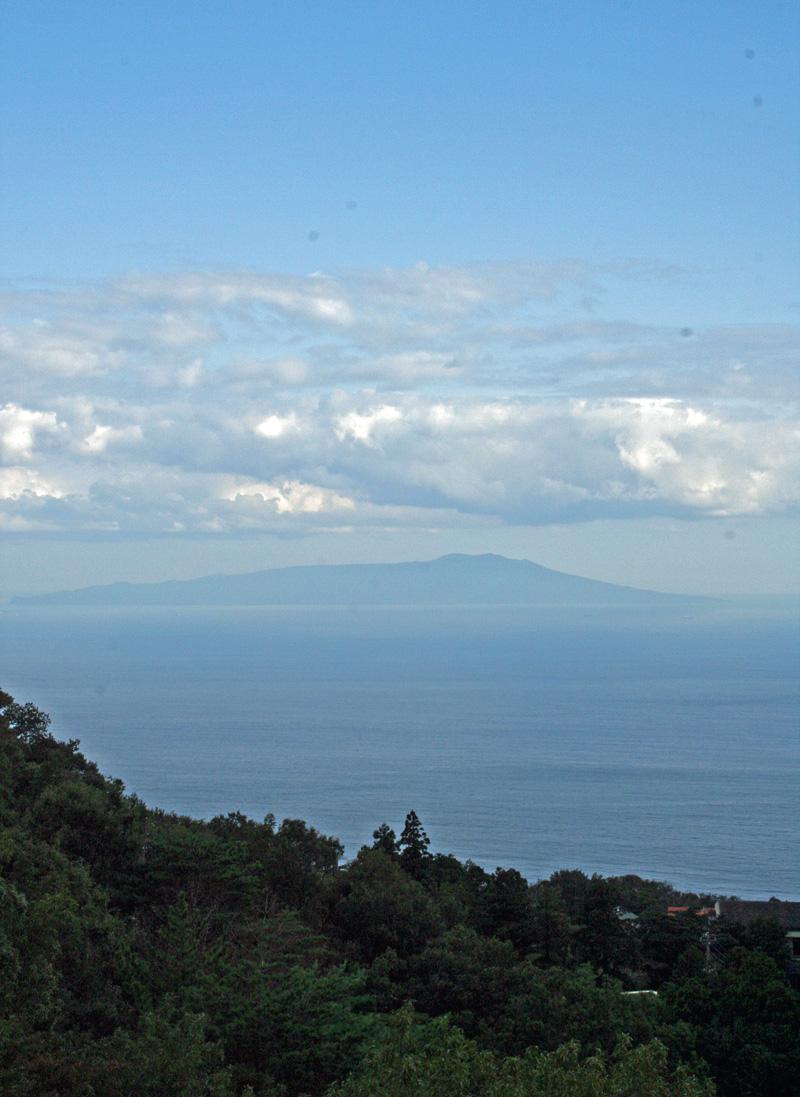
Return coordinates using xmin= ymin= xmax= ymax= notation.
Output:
xmin=667 ymin=906 xmax=713 ymax=917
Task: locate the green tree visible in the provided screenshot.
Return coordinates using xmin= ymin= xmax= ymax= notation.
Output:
xmin=104 ymin=1008 xmax=237 ymax=1097
xmin=661 ymin=948 xmax=800 ymax=1097
xmin=327 ymin=1005 xmax=712 ymax=1097
xmin=0 ymin=1020 xmax=238 ymax=1097
xmin=530 ymin=881 xmax=573 ymax=966
xmin=398 ymin=811 xmax=431 ymax=880
xmin=576 ymin=876 xmax=633 ymax=975
xmin=637 ymin=910 xmax=705 ymax=987
xmin=329 ymin=849 xmax=440 ymax=962
xmin=403 ymin=924 xmax=517 ymax=1039
xmin=262 ymin=817 xmax=343 ymax=915
xmin=479 ymin=868 xmax=536 ymax=953
xmin=326 ymin=1006 xmax=498 ymax=1097
xmin=370 ymin=823 xmax=399 ymax=858
xmin=1 ymin=698 xmax=52 ymax=744
xmin=731 ymin=916 xmax=792 ymax=970
xmin=548 ymin=868 xmax=591 ymax=921
xmin=204 ymin=960 xmax=373 ymax=1095
xmin=497 ymin=962 xmax=657 ymax=1057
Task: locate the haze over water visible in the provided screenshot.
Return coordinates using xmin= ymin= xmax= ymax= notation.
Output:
xmin=2 ymin=600 xmax=797 ymax=901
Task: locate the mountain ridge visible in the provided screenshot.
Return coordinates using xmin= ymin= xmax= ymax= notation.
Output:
xmin=13 ymin=553 xmax=706 ymax=607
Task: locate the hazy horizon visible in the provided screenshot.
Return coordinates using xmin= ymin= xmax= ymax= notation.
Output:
xmin=7 ymin=544 xmax=800 ymax=605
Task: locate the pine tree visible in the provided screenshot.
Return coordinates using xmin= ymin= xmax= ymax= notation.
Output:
xmin=398 ymin=811 xmax=431 ymax=880
xmin=371 ymin=823 xmax=399 ymax=858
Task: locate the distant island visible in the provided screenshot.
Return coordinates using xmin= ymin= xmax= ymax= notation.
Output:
xmin=14 ymin=553 xmax=705 ymax=607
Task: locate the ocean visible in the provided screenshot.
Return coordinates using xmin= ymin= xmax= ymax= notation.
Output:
xmin=2 ymin=601 xmax=797 ymax=900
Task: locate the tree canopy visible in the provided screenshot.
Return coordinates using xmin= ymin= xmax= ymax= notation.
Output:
xmin=2 ymin=688 xmax=797 ymax=1097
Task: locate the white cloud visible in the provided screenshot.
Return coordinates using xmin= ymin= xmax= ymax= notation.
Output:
xmin=0 ymin=466 xmax=65 ymax=499
xmin=0 ymin=325 xmax=111 ymax=377
xmin=178 ymin=359 xmax=204 ymax=387
xmin=335 ymin=404 xmax=404 ymax=445
xmin=254 ymin=413 xmax=300 ymax=440
xmin=117 ymin=271 xmax=355 ymax=327
xmin=0 ymin=264 xmax=797 ymax=535
xmin=0 ymin=404 xmax=61 ymax=460
xmin=223 ymin=478 xmax=355 ymax=515
xmin=81 ymin=424 xmax=144 ymax=453
xmin=148 ymin=312 xmax=218 ymax=349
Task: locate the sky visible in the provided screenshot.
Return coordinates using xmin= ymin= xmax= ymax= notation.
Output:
xmin=0 ymin=0 xmax=798 ymax=597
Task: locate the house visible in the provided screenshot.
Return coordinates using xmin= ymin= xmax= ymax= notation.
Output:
xmin=666 ymin=905 xmax=714 ymax=918
xmin=615 ymin=907 xmax=639 ymax=923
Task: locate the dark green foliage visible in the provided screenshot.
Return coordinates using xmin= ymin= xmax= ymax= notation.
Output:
xmin=329 ymin=1005 xmax=713 ymax=1097
xmin=328 ymin=848 xmax=441 ymax=962
xmin=478 ymin=867 xmax=536 ymax=953
xmin=548 ymin=867 xmax=592 ymax=921
xmin=140 ymin=816 xmax=258 ymax=920
xmin=262 ymin=817 xmax=344 ymax=914
xmin=661 ymin=948 xmax=800 ymax=1097
xmin=398 ymin=809 xmax=431 ymax=879
xmin=720 ymin=916 xmax=793 ymax=969
xmin=370 ymin=822 xmax=399 ymax=857
xmin=579 ymin=876 xmax=633 ymax=973
xmin=637 ymin=910 xmax=706 ymax=987
xmin=426 ymin=853 xmax=490 ymax=929
xmin=206 ymin=810 xmax=343 ymax=919
xmin=496 ymin=962 xmax=658 ymax=1056
xmin=0 ymin=1009 xmax=237 ymax=1097
xmin=608 ymin=873 xmax=710 ymax=916
xmin=530 ymin=880 xmax=573 ymax=965
xmin=3 ymin=698 xmax=52 ymax=743
xmin=402 ymin=925 xmax=517 ymax=1039
xmin=202 ymin=959 xmax=373 ymax=1094
xmin=2 ymin=688 xmax=796 ymax=1097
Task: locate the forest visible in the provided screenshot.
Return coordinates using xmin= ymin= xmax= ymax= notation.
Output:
xmin=1 ymin=688 xmax=798 ymax=1097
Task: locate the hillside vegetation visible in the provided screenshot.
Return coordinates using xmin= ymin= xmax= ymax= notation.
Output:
xmin=1 ymin=689 xmax=798 ymax=1096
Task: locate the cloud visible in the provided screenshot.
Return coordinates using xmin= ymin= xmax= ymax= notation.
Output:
xmin=335 ymin=404 xmax=404 ymax=445
xmin=116 ymin=271 xmax=356 ymax=327
xmin=0 ymin=324 xmax=113 ymax=377
xmin=0 ymin=466 xmax=66 ymax=500
xmin=0 ymin=264 xmax=797 ymax=536
xmin=254 ymin=413 xmax=300 ymax=440
xmin=223 ymin=478 xmax=355 ymax=515
xmin=80 ymin=423 xmax=144 ymax=453
xmin=0 ymin=404 xmax=62 ymax=460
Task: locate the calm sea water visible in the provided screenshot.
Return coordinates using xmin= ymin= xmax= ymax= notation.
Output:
xmin=1 ymin=602 xmax=798 ymax=900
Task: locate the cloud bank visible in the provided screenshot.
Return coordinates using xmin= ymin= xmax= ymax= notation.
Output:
xmin=1 ymin=262 xmax=797 ymax=535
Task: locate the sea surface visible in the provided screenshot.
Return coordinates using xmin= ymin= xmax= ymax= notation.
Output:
xmin=1 ymin=601 xmax=798 ymax=900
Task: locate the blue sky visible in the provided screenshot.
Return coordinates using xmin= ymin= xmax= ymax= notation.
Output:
xmin=0 ymin=1 xmax=798 ymax=595
xmin=2 ymin=1 xmax=797 ymax=301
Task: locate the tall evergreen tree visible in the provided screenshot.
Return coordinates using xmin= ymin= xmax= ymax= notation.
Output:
xmin=398 ymin=811 xmax=431 ymax=880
